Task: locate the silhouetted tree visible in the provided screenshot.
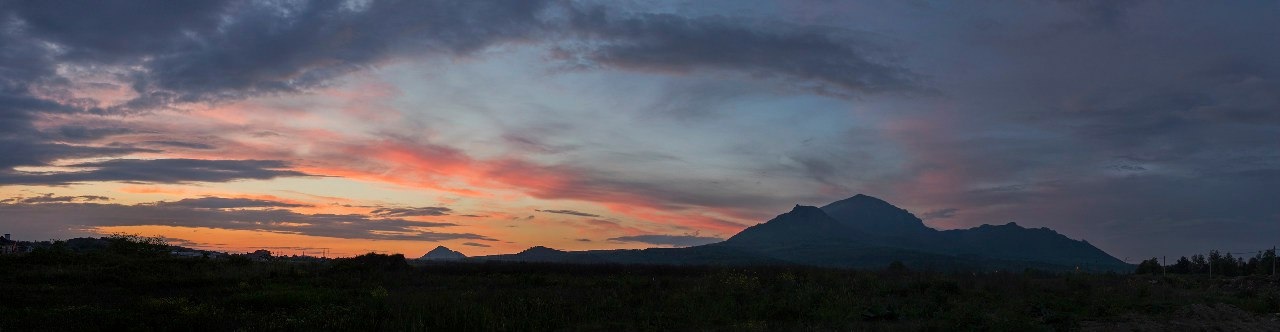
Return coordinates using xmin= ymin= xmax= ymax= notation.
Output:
xmin=1135 ymin=258 xmax=1161 ymax=274
xmin=1172 ymin=258 xmax=1192 ymax=274
xmin=332 ymin=253 xmax=410 ymax=272
xmin=1190 ymin=254 xmax=1208 ymax=274
xmin=1170 ymin=256 xmax=1192 ymax=274
xmin=1255 ymin=249 xmax=1277 ymax=275
xmin=105 ymin=234 xmax=169 ymax=257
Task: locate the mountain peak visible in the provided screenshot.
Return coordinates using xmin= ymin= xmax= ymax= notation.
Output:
xmin=419 ymin=246 xmax=465 ymax=260
xmin=722 ymin=204 xmax=856 ymax=247
xmin=824 ymin=194 xmax=895 ymax=208
xmin=820 ymin=194 xmax=932 ymax=236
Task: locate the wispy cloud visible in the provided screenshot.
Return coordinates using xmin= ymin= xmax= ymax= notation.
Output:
xmin=535 ymin=209 xmax=601 ymax=218
xmin=370 ymin=207 xmax=453 ymax=217
xmin=0 ymin=193 xmax=111 ymax=204
xmin=0 ymin=198 xmax=493 ymax=242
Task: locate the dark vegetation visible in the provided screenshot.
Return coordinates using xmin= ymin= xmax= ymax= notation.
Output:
xmin=2 ymin=236 xmax=1277 ymax=331
xmin=1135 ymin=249 xmax=1278 ymax=277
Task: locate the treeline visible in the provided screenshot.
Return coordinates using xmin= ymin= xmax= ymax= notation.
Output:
xmin=1135 ymin=249 xmax=1277 ymax=276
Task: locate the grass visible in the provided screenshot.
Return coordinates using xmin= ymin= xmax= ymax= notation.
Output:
xmin=1 ymin=251 xmax=1277 ymax=331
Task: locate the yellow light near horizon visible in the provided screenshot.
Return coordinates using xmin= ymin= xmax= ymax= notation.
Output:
xmin=91 ymin=225 xmax=518 ymax=258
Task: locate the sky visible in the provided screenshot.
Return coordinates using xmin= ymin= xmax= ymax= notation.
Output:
xmin=0 ymin=0 xmax=1276 ymax=260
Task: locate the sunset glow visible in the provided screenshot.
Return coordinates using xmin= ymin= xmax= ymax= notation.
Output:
xmin=2 ymin=0 xmax=1277 ymax=260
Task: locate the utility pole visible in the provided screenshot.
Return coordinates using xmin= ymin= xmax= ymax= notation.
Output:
xmin=1272 ymin=246 xmax=1276 ymax=277
xmin=1162 ymin=256 xmax=1166 ymax=276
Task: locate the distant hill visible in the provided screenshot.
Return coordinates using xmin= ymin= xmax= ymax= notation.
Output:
xmin=474 ymin=195 xmax=1131 ymax=272
xmin=418 ymin=246 xmax=466 ymax=261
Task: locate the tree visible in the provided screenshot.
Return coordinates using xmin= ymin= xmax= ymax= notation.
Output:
xmin=1254 ymin=249 xmax=1277 ymax=275
xmin=1135 ymin=258 xmax=1161 ymax=274
xmin=1170 ymin=256 xmax=1192 ymax=274
xmin=105 ymin=233 xmax=169 ymax=257
xmin=1190 ymin=254 xmax=1208 ymax=274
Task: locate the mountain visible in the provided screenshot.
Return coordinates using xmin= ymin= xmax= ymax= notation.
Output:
xmin=474 ymin=195 xmax=1130 ymax=272
xmin=939 ymin=222 xmax=1125 ymax=269
xmin=719 ymin=195 xmax=1127 ymax=271
xmin=716 ymin=203 xmax=967 ymax=269
xmin=418 ymin=246 xmax=466 ymax=261
xmin=723 ymin=205 xmax=865 ymax=247
xmin=820 ymin=194 xmax=934 ymax=237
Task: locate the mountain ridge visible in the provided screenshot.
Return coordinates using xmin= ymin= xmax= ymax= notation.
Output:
xmin=472 ymin=194 xmax=1130 ymax=272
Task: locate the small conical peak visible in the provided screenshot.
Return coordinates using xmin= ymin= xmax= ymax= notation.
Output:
xmin=420 ymin=245 xmax=465 ymax=260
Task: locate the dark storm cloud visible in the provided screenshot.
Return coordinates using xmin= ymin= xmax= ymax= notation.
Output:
xmin=562 ymin=7 xmax=920 ymax=97
xmin=534 ymin=209 xmax=601 ymax=217
xmin=0 ymin=199 xmax=494 ymax=242
xmin=0 ymin=139 xmax=152 ymax=169
xmin=0 ymin=0 xmax=554 ymax=188
xmin=3 ymin=1 xmax=232 ymax=62
xmin=14 ymin=0 xmax=913 ymax=108
xmin=3 ymin=0 xmax=554 ymax=105
xmin=370 ymin=206 xmax=453 ymax=217
xmin=606 ymin=234 xmax=722 ymax=247
xmin=0 ymin=159 xmax=310 ymax=185
xmin=0 ymin=0 xmax=923 ymax=192
xmin=154 ymin=197 xmax=310 ymax=209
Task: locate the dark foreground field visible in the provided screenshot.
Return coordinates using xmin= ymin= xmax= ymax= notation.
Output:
xmin=2 ymin=250 xmax=1278 ymax=331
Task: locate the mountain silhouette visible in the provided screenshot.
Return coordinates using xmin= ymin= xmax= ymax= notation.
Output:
xmin=820 ymin=194 xmax=934 ymax=237
xmin=723 ymin=205 xmax=863 ymax=246
xmin=418 ymin=246 xmax=466 ymax=261
xmin=938 ymin=222 xmax=1123 ymax=268
xmin=476 ymin=194 xmax=1130 ymax=272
